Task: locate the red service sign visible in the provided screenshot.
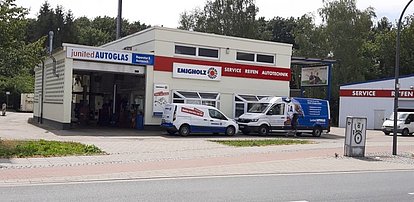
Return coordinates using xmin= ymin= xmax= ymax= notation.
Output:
xmin=181 ymin=107 xmax=204 ymax=117
xmin=340 ymin=89 xmax=414 ymax=98
xmin=154 ymin=56 xmax=291 ymax=81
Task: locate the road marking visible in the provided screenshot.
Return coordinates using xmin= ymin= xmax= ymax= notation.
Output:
xmin=408 ymin=193 xmax=414 ymax=195
xmin=289 ymin=201 xmax=309 ymax=202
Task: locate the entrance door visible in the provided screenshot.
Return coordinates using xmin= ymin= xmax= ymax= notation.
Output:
xmin=374 ymin=109 xmax=385 ymax=130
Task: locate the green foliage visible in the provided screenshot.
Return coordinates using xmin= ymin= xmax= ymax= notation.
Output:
xmin=210 ymin=139 xmax=313 ymax=147
xmin=0 ymin=139 xmax=105 ymax=158
xmin=178 ymin=0 xmax=260 ymax=39
xmin=0 ymin=0 xmax=46 ymax=106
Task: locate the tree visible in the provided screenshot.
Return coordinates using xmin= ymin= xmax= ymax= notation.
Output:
xmin=178 ymin=0 xmax=260 ymax=39
xmin=0 ymin=0 xmax=46 ymax=107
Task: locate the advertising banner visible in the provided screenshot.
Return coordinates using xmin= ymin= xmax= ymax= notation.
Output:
xmin=301 ymin=66 xmax=329 ymax=86
xmin=66 ymin=46 xmax=154 ymax=65
xmin=153 ymin=84 xmax=170 ymax=116
xmin=173 ymin=63 xmax=222 ymax=81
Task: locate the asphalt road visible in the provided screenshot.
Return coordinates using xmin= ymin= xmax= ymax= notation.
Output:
xmin=2 ymin=170 xmax=414 ymax=202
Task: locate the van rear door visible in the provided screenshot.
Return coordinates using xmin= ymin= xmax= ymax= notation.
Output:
xmin=162 ymin=104 xmax=175 ymax=124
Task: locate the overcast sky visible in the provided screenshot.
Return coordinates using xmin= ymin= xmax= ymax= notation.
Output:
xmin=15 ymin=0 xmax=414 ymax=28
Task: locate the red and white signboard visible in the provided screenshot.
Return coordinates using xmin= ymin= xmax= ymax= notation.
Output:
xmin=173 ymin=63 xmax=222 ymax=81
xmin=340 ymin=89 xmax=414 ymax=98
xmin=181 ymin=107 xmax=204 ymax=117
xmin=155 ymin=56 xmax=290 ymax=81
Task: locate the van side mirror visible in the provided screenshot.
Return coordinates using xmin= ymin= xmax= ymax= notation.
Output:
xmin=405 ymin=120 xmax=411 ymax=124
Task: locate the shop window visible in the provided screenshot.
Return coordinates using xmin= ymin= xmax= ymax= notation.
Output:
xmin=198 ymin=48 xmax=219 ymax=58
xmin=173 ymin=91 xmax=220 ymax=108
xmin=175 ymin=45 xmax=196 ymax=56
xmin=177 ymin=91 xmax=199 ymax=99
xmin=235 ymin=103 xmax=245 ymax=118
xmin=257 ymin=54 xmax=274 ymax=64
xmin=236 ymin=52 xmax=255 ymax=62
xmin=200 ymin=92 xmax=218 ymax=99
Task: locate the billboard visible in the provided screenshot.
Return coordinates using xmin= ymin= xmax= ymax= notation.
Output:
xmin=301 ymin=66 xmax=329 ymax=86
xmin=153 ymin=84 xmax=170 ymax=116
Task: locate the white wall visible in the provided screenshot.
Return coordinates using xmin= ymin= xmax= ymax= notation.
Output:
xmin=339 ymin=97 xmax=393 ymax=129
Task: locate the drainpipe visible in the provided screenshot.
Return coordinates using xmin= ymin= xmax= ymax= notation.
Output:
xmin=40 ymin=60 xmax=44 ymax=124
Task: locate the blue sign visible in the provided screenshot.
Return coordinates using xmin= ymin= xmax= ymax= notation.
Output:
xmin=132 ymin=53 xmax=154 ymax=65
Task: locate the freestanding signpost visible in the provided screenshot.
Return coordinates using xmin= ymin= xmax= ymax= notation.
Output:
xmin=344 ymin=116 xmax=367 ymax=157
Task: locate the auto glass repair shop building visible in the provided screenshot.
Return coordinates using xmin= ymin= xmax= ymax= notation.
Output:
xmin=33 ymin=27 xmax=293 ymax=129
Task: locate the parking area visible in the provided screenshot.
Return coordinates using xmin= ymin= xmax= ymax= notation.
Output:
xmin=1 ymin=112 xmax=414 ymax=156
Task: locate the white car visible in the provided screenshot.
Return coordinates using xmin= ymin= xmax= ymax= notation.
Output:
xmin=382 ymin=112 xmax=414 ymax=136
xmin=161 ymin=103 xmax=239 ymax=136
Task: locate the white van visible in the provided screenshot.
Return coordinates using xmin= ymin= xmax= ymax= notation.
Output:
xmin=382 ymin=112 xmax=414 ymax=136
xmin=237 ymin=97 xmax=330 ymax=136
xmin=161 ymin=103 xmax=239 ymax=136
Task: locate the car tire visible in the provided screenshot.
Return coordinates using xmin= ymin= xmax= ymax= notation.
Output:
xmin=167 ymin=130 xmax=176 ymax=135
xmin=179 ymin=124 xmax=190 ymax=137
xmin=383 ymin=132 xmax=390 ymax=136
xmin=312 ymin=126 xmax=322 ymax=137
xmin=402 ymin=128 xmax=409 ymax=136
xmin=225 ymin=126 xmax=236 ymax=136
xmin=258 ymin=125 xmax=269 ymax=136
xmin=296 ymin=132 xmax=302 ymax=137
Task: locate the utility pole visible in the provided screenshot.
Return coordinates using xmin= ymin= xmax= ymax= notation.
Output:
xmin=116 ymin=0 xmax=122 ymax=39
xmin=393 ymin=0 xmax=413 ymax=155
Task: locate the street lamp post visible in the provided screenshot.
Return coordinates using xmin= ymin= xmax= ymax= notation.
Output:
xmin=393 ymin=0 xmax=413 ymax=155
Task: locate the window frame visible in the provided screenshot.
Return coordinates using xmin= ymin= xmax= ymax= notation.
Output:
xmin=172 ymin=90 xmax=220 ymax=109
xmin=174 ymin=44 xmax=197 ymax=57
xmin=236 ymin=51 xmax=255 ymax=62
xmin=256 ymin=53 xmax=275 ymax=64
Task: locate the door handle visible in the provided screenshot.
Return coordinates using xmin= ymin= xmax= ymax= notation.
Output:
xmin=210 ymin=120 xmax=214 ymax=122
xmin=204 ymin=119 xmax=208 ymax=121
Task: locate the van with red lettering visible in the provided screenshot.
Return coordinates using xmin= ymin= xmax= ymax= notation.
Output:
xmin=382 ymin=112 xmax=414 ymax=136
xmin=161 ymin=103 xmax=239 ymax=136
xmin=237 ymin=97 xmax=330 ymax=137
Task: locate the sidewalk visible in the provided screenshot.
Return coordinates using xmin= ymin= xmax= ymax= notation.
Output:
xmin=0 ymin=112 xmax=413 ymax=185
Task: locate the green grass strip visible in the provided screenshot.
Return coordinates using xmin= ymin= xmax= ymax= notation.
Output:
xmin=210 ymin=139 xmax=313 ymax=147
xmin=0 ymin=139 xmax=105 ymax=158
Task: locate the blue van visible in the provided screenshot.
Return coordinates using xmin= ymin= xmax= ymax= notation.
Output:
xmin=236 ymin=97 xmax=330 ymax=136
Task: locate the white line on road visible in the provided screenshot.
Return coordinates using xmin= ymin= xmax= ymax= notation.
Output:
xmin=408 ymin=192 xmax=414 ymax=195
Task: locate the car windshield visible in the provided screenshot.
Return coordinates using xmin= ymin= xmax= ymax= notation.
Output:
xmin=388 ymin=113 xmax=408 ymax=121
xmin=248 ymin=103 xmax=269 ymax=113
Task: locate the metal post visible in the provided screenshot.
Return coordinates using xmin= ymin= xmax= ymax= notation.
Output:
xmin=327 ymin=63 xmax=332 ymax=101
xmin=393 ymin=0 xmax=413 ymax=155
xmin=116 ymin=0 xmax=122 ymax=39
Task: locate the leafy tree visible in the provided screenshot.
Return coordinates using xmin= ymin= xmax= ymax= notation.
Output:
xmin=0 ymin=0 xmax=46 ymax=107
xmin=178 ymin=0 xmax=259 ymax=39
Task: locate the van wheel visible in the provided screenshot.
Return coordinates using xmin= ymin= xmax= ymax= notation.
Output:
xmin=258 ymin=125 xmax=269 ymax=136
xmin=225 ymin=126 xmax=236 ymax=136
xmin=312 ymin=126 xmax=322 ymax=137
xmin=179 ymin=124 xmax=190 ymax=137
xmin=402 ymin=128 xmax=409 ymax=136
xmin=383 ymin=132 xmax=390 ymax=136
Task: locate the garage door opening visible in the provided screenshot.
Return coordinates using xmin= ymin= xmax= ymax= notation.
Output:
xmin=71 ymin=70 xmax=146 ymax=129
